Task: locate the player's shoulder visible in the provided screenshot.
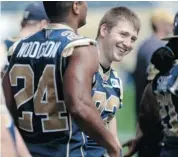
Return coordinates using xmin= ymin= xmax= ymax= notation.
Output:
xmin=4 ymin=38 xmax=15 ymax=50
xmin=110 ymin=68 xmax=123 ymax=107
xmin=4 ymin=37 xmax=21 ymax=56
xmin=110 ymin=68 xmax=122 ymax=84
xmin=59 ymin=31 xmax=96 ymax=57
xmin=47 ymin=24 xmax=96 ymax=45
xmin=62 ymin=31 xmax=96 ymax=50
xmin=110 ymin=68 xmax=123 ymax=92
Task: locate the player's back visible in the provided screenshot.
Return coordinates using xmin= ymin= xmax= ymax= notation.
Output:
xmin=8 ymin=24 xmax=95 ymax=157
xmin=86 ymin=65 xmax=123 ymax=157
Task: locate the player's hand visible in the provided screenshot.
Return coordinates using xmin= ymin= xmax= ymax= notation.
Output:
xmin=122 ymin=138 xmax=139 ymax=157
xmin=151 ymin=46 xmax=175 ymax=73
xmin=107 ymin=146 xmax=122 ymax=157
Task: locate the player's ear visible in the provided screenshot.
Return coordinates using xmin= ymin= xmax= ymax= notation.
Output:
xmin=72 ymin=1 xmax=80 ymax=15
xmin=100 ymin=23 xmax=109 ymax=37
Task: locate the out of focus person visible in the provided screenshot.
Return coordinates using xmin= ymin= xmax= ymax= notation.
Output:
xmin=125 ymin=8 xmax=174 ymax=157
xmin=133 ymin=8 xmax=174 ymax=117
xmin=123 ymin=53 xmax=162 ymax=157
xmin=1 ymin=1 xmax=49 ymax=76
xmin=3 ymin=1 xmax=121 ymax=157
xmin=122 ymin=82 xmax=162 ymax=157
xmin=4 ymin=1 xmax=49 ymax=57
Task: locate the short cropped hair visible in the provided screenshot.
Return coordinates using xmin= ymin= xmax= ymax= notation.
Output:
xmin=150 ymin=9 xmax=174 ymax=33
xmin=96 ymin=6 xmax=141 ymax=38
xmin=43 ymin=1 xmax=73 ymax=22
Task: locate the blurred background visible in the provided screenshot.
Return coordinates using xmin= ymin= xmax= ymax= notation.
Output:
xmin=1 ymin=1 xmax=178 ymax=156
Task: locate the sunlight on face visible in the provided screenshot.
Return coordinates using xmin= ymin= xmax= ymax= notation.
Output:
xmin=106 ymin=20 xmax=138 ymax=62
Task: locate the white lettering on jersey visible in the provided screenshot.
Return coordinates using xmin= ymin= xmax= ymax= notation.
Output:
xmin=17 ymin=41 xmax=61 ymax=59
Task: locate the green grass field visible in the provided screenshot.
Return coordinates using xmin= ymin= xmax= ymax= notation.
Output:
xmin=116 ymin=83 xmax=137 ymax=157
xmin=117 ymin=83 xmax=136 ymax=134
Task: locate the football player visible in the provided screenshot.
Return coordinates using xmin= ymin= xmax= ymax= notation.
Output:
xmin=2 ymin=1 xmax=120 ymax=157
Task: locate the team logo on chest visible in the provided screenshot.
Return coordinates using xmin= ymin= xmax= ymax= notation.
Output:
xmin=110 ymin=78 xmax=120 ymax=88
xmin=102 ymin=75 xmax=108 ymax=84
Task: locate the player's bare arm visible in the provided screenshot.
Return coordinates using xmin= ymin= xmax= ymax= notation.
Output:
xmin=1 ymin=106 xmax=17 ymax=157
xmin=0 ymin=94 xmax=31 ymax=157
xmin=122 ymin=123 xmax=143 ymax=157
xmin=15 ymin=127 xmax=32 ymax=157
xmin=109 ymin=116 xmax=121 ymax=148
xmin=1 ymin=109 xmax=31 ymax=157
xmin=63 ymin=45 xmax=120 ymax=157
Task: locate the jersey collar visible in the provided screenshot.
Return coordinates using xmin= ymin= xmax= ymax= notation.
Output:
xmin=46 ymin=23 xmax=74 ymax=31
xmin=99 ymin=64 xmax=111 ymax=82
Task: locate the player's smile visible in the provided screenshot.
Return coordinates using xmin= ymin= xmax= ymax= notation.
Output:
xmin=116 ymin=45 xmax=127 ymax=54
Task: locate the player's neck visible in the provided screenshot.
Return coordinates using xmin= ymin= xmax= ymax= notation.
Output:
xmin=100 ymin=63 xmax=110 ymax=73
xmin=97 ymin=40 xmax=111 ymax=69
xmin=57 ymin=20 xmax=78 ymax=34
xmin=20 ymin=27 xmax=37 ymax=39
xmin=155 ymin=31 xmax=167 ymax=40
xmin=99 ymin=56 xmax=111 ymax=69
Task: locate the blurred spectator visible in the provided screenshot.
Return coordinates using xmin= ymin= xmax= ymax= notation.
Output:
xmin=4 ymin=1 xmax=49 ymax=54
xmin=132 ymin=8 xmax=174 ymax=116
xmin=18 ymin=1 xmax=49 ymax=39
xmin=1 ymin=2 xmax=49 ymax=76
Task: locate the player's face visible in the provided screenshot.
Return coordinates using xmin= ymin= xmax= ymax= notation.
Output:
xmin=105 ymin=20 xmax=138 ymax=62
xmin=78 ymin=1 xmax=88 ymax=28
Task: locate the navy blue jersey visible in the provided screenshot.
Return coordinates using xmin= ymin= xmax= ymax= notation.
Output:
xmin=7 ymin=24 xmax=96 ymax=157
xmin=4 ymin=38 xmax=15 ymax=50
xmin=152 ymin=62 xmax=178 ymax=137
xmin=86 ymin=65 xmax=123 ymax=157
xmin=4 ymin=37 xmax=20 ymax=59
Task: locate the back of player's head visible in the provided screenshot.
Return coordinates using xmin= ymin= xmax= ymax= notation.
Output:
xmin=43 ymin=1 xmax=73 ymax=22
xmin=96 ymin=6 xmax=141 ymax=39
xmin=43 ymin=1 xmax=87 ymax=28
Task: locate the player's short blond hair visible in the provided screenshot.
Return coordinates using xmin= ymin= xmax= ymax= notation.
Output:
xmin=96 ymin=6 xmax=141 ymax=39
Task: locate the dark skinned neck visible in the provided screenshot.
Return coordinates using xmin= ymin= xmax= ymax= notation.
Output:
xmin=50 ymin=18 xmax=78 ymax=33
